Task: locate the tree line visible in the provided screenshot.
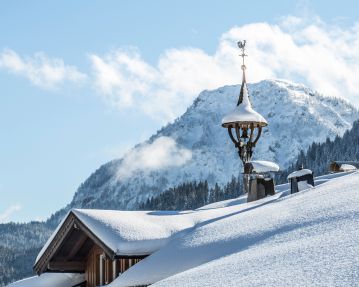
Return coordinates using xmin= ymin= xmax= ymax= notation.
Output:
xmin=277 ymin=119 xmax=359 ymax=183
xmin=139 ymin=176 xmax=242 ymax=210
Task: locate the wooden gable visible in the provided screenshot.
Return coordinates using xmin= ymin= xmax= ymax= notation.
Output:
xmin=34 ymin=211 xmax=115 ymax=275
xmin=34 ymin=211 xmax=148 ymax=286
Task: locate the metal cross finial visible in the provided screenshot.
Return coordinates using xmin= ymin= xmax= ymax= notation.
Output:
xmin=237 ymin=40 xmax=247 ymax=69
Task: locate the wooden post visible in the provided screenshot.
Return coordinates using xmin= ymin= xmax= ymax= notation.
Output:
xmin=113 ymin=259 xmax=117 ymax=280
xmin=99 ymin=254 xmax=105 ymax=286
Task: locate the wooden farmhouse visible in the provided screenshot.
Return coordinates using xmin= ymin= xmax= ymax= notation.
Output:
xmin=329 ymin=161 xmax=359 ymax=173
xmin=11 ymin=208 xmax=195 ymax=287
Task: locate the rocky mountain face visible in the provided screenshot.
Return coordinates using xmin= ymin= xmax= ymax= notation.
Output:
xmin=49 ymin=79 xmax=359 ymax=223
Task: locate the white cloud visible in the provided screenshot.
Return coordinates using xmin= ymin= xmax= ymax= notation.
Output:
xmin=91 ymin=17 xmax=359 ymax=123
xmin=0 ymin=49 xmax=87 ymax=89
xmin=0 ymin=204 xmax=22 ymax=223
xmin=117 ymin=136 xmax=192 ymax=179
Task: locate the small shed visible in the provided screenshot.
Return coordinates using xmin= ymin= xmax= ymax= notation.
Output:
xmin=287 ymin=168 xmax=314 ymax=194
xmin=329 ymin=161 xmax=359 ymax=173
xmin=244 ymin=160 xmax=280 ymax=202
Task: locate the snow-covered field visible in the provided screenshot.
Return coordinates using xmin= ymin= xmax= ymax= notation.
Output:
xmin=109 ymin=171 xmax=359 ymax=286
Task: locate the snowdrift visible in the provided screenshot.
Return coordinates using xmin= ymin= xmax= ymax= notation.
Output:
xmin=110 ymin=171 xmax=359 ymax=287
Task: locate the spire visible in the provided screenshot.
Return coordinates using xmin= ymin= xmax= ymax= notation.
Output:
xmin=237 ymin=40 xmax=251 ymax=106
xmin=221 ymin=39 xmax=267 ymax=129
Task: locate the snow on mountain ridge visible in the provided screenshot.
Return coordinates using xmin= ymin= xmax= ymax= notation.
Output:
xmin=65 ymin=79 xmax=358 ymax=213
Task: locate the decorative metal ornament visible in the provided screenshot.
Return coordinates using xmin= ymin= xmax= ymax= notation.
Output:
xmin=222 ymin=40 xmax=268 ymax=191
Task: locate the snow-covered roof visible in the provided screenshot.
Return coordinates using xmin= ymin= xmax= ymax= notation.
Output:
xmin=331 ymin=161 xmax=359 ymax=167
xmin=248 ymin=160 xmax=280 ymax=173
xmin=35 ymin=209 xmax=197 ymax=263
xmin=71 ymin=209 xmax=197 ymax=256
xmin=108 ymin=171 xmax=359 ymax=287
xmin=287 ymin=168 xmax=313 ymax=179
xmin=339 ymin=164 xmax=357 ymax=171
xmin=6 ymin=273 xmax=85 ymax=287
xmin=222 ymin=83 xmax=267 ymax=127
xmin=37 ymin=204 xmax=264 ymax=264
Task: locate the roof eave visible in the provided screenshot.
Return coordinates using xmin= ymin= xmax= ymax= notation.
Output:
xmin=222 ymin=121 xmax=268 ymax=128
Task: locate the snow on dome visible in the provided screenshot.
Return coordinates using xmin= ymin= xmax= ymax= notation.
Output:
xmin=6 ymin=273 xmax=85 ymax=287
xmin=287 ymin=169 xmax=313 ymax=179
xmin=222 ymin=83 xmax=267 ymax=127
xmin=249 ymin=160 xmax=280 ymax=173
xmin=340 ymin=164 xmax=357 ymax=171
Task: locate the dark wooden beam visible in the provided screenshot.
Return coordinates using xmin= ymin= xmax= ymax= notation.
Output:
xmin=74 ymin=218 xmax=116 ymax=259
xmin=66 ymin=231 xmax=88 ymax=260
xmin=48 ymin=261 xmax=85 ymax=272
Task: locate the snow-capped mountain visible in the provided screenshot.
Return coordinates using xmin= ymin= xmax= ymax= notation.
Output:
xmin=57 ymin=79 xmax=359 ymax=214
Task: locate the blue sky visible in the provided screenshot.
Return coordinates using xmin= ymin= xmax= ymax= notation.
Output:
xmin=1 ymin=0 xmax=359 ymax=222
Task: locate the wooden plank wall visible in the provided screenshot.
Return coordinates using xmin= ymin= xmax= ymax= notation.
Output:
xmin=116 ymin=258 xmax=143 ymax=275
xmin=85 ymin=245 xmax=145 ymax=286
xmin=85 ymin=245 xmax=102 ymax=287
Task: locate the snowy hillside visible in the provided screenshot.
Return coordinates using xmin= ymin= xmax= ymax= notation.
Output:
xmin=64 ymin=79 xmax=358 ymax=213
xmin=108 ymin=171 xmax=359 ymax=287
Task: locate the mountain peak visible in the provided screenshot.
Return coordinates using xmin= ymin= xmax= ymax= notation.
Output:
xmin=59 ymin=79 xmax=359 ymax=215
